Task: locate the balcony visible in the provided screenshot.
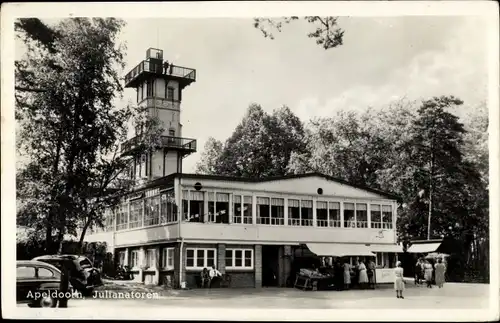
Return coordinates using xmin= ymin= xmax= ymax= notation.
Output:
xmin=124 ymin=60 xmax=196 ymax=88
xmin=121 ymin=135 xmax=197 ymax=156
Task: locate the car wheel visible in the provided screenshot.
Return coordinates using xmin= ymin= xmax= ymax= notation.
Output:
xmin=39 ymin=294 xmax=57 ymax=308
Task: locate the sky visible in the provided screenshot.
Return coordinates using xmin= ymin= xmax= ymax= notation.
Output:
xmin=14 ymin=16 xmax=490 ymax=172
xmin=116 ymin=16 xmax=489 ymax=172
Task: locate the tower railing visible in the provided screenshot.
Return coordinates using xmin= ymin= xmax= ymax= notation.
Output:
xmin=121 ymin=135 xmax=197 ymax=154
xmin=124 ymin=60 xmax=196 ymax=85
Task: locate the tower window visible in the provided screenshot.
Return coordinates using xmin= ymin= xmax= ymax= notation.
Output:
xmin=169 ymin=129 xmax=175 ymax=137
xmin=166 ymin=87 xmax=175 ymax=100
xmin=147 ymin=80 xmax=154 ymax=97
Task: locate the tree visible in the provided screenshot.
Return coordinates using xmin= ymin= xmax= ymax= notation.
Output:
xmin=253 ymin=17 xmax=345 ymax=50
xmin=195 ymin=104 xmax=306 ymax=178
xmin=195 ymin=137 xmax=224 ymax=175
xmin=287 ymin=108 xmax=391 ymax=188
xmin=15 ymin=18 xmax=162 ymax=253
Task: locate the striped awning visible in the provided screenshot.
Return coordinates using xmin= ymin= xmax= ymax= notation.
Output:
xmin=406 ymin=242 xmax=442 ymax=253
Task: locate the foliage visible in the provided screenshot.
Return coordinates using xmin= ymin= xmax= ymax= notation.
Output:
xmin=195 ymin=104 xmax=306 ymax=178
xmin=253 ymin=16 xmax=344 ymax=50
xmin=15 ymin=18 xmax=162 ymax=253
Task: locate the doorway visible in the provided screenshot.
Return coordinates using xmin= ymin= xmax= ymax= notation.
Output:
xmin=262 ymin=245 xmax=280 ymax=287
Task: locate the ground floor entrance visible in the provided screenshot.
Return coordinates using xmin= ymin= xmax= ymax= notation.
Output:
xmin=262 ymin=245 xmax=280 ymax=287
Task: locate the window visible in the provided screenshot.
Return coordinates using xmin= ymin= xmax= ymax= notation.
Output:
xmin=130 ymin=250 xmax=140 ymax=268
xmin=166 ymin=86 xmax=175 ymax=100
xmin=161 ymin=247 xmax=175 ymax=269
xmin=104 ymin=209 xmax=115 ymax=231
xmin=343 ymin=203 xmax=355 ymax=228
xmin=116 ymin=204 xmax=128 ymax=231
xmin=225 ymin=249 xmax=253 ymax=269
xmin=233 ymin=195 xmax=242 ymax=223
xmin=17 ymin=266 xmax=36 ymax=278
xmin=375 ymin=252 xmax=397 ymax=268
xmin=288 ymin=199 xmax=300 ymax=226
xmin=144 ymin=196 xmax=160 ymax=226
xmin=243 ymin=196 xmax=252 ymax=224
xmin=316 ymin=201 xmax=328 ymax=227
xmin=270 ymin=198 xmax=285 ymax=225
xmin=168 ymin=129 xmax=175 ymax=137
xmin=382 ymin=205 xmax=393 ymax=229
xmin=38 ymin=267 xmax=54 ymax=278
xmin=182 ymin=190 xmax=189 ymax=221
xmin=118 ymin=251 xmax=126 ymax=266
xmin=160 ymin=190 xmax=177 ymax=224
xmin=186 ymin=248 xmax=216 ymax=269
xmin=215 ymin=193 xmax=230 ymax=224
xmin=356 ymin=203 xmax=368 ymax=228
xmin=129 ymin=200 xmax=143 ymax=229
xmin=301 ymin=200 xmax=313 ymax=226
xmin=234 ymin=195 xmax=252 ymax=224
xmin=145 ymin=249 xmax=157 ymax=268
xmin=188 ymin=191 xmax=204 ymax=222
xmin=370 ymin=204 xmax=382 ymax=229
xmin=328 ymin=202 xmax=341 ymax=227
xmin=80 ymin=259 xmax=93 ymax=269
xmin=147 ymin=80 xmax=154 ymax=97
xmin=256 ymin=197 xmax=270 ymax=224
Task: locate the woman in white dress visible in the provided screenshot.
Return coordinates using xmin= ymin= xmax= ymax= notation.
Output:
xmin=358 ymin=260 xmax=369 ymax=289
xmin=394 ymin=261 xmax=405 ymax=299
xmin=424 ymin=260 xmax=434 ymax=288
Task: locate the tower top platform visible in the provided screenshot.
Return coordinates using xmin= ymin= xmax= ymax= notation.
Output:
xmin=124 ymin=48 xmax=196 ymax=88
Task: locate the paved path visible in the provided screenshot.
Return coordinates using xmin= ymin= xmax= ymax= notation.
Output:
xmin=67 ymin=281 xmax=490 ymax=309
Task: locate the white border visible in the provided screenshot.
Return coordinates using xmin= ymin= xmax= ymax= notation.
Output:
xmin=2 ymin=1 xmax=499 ymax=321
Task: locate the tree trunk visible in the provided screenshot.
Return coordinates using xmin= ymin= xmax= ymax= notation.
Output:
xmin=56 ymin=230 xmax=65 ymax=254
xmin=427 ymin=154 xmax=434 ymax=240
xmin=45 ymin=132 xmax=64 ymax=253
xmin=78 ymin=217 xmax=92 ymax=253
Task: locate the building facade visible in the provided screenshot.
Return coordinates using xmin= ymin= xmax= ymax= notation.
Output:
xmin=85 ymin=48 xmax=402 ymax=288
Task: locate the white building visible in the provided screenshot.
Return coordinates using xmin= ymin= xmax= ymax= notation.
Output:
xmin=86 ymin=48 xmax=403 ymax=288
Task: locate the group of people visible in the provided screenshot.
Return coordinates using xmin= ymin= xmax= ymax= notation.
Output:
xmin=414 ymin=257 xmax=447 ymax=288
xmin=316 ymin=257 xmax=376 ymax=291
xmin=341 ymin=258 xmax=377 ymax=290
xmin=200 ymin=265 xmax=222 ymax=288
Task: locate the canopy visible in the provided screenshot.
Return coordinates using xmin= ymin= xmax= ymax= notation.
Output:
xmin=307 ymin=243 xmax=375 ymax=257
xmin=369 ymin=243 xmax=404 ymax=253
xmin=406 ymin=242 xmax=442 ymax=253
xmin=425 ymin=252 xmax=449 ymax=259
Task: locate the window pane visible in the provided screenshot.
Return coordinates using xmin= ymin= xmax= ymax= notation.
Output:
xmin=225 ymin=250 xmax=233 ymax=267
xmin=235 ymin=250 xmax=242 ymax=267
xmin=244 ymin=258 xmax=252 ymax=267
xmin=17 ymin=266 xmax=36 ymax=278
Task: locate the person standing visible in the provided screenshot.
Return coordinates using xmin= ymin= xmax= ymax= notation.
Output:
xmin=424 ymin=259 xmax=434 ymax=288
xmin=368 ymin=258 xmax=376 ymax=289
xmin=343 ymin=260 xmax=351 ymax=290
xmin=394 ymin=261 xmax=405 ymax=299
xmin=434 ymin=258 xmax=446 ymax=288
xmin=358 ymin=260 xmax=369 ymax=289
xmin=414 ymin=258 xmax=422 ymax=285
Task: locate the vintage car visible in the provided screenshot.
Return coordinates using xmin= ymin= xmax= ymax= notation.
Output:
xmin=32 ymin=255 xmax=103 ymax=296
xmin=17 ymin=260 xmax=66 ymax=307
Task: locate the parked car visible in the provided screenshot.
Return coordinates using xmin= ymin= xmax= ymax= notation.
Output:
xmin=17 ymin=260 xmax=68 ymax=307
xmin=32 ymin=255 xmax=103 ymax=296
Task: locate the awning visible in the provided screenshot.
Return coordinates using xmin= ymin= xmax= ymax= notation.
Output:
xmin=406 ymin=242 xmax=442 ymax=253
xmin=307 ymin=243 xmax=375 ymax=257
xmin=368 ymin=243 xmax=404 ymax=253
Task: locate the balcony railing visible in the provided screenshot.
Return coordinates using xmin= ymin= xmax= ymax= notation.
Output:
xmin=124 ymin=60 xmax=196 ymax=85
xmin=121 ymin=135 xmax=197 ymax=154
